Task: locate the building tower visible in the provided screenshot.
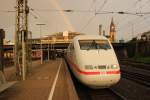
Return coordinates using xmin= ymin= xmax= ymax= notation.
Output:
xmin=109 ymin=18 xmax=116 ymax=42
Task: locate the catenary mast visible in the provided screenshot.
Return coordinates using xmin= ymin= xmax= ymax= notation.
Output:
xmin=15 ymin=0 xmax=31 ymax=80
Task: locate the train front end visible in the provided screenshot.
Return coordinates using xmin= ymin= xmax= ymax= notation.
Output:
xmin=75 ymin=36 xmax=121 ymax=88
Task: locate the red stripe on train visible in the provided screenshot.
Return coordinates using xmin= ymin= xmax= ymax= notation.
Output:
xmin=106 ymin=70 xmax=120 ymax=74
xmin=67 ymin=57 xmax=120 ymax=75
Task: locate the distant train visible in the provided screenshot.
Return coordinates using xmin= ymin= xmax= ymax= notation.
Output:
xmin=65 ymin=35 xmax=121 ymax=89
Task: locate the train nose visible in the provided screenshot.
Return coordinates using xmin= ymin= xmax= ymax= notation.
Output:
xmin=80 ymin=72 xmax=121 ymax=89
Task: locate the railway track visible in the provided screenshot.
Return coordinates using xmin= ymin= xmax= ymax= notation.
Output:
xmin=120 ymin=59 xmax=150 ymax=87
xmin=66 ymin=65 xmax=125 ymax=100
xmin=73 ymin=78 xmax=125 ymax=100
xmin=119 ymin=59 xmax=150 ymax=70
xmin=122 ymin=70 xmax=150 ymax=87
xmin=85 ymin=88 xmax=125 ymax=100
xmin=65 ymin=58 xmax=126 ymax=100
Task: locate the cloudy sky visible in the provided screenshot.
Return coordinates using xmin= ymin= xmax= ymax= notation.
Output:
xmin=1 ymin=0 xmax=150 ymax=41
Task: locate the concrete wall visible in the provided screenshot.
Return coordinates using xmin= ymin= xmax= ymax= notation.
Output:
xmin=112 ymin=43 xmax=128 ymax=59
xmin=127 ymin=41 xmax=150 ymax=57
xmin=112 ymin=41 xmax=150 ymax=59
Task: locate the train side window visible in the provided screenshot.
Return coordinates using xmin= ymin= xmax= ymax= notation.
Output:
xmin=67 ymin=44 xmax=71 ymax=52
xmin=67 ymin=44 xmax=70 ymax=50
xmin=70 ymin=43 xmax=74 ymax=50
xmin=70 ymin=43 xmax=72 ymax=50
xmin=72 ymin=43 xmax=74 ymax=50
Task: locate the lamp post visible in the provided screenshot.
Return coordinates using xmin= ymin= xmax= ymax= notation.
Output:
xmin=43 ymin=35 xmax=50 ymax=61
xmin=36 ymin=24 xmax=46 ymax=64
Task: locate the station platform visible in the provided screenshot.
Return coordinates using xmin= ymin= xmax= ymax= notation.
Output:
xmin=0 ymin=59 xmax=79 ymax=100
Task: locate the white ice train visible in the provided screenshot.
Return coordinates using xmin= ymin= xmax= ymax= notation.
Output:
xmin=65 ymin=35 xmax=121 ymax=89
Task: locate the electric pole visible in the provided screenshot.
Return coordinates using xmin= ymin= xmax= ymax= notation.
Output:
xmin=36 ymin=24 xmax=46 ymax=64
xmin=0 ymin=29 xmax=5 ymax=72
xmin=15 ymin=0 xmax=30 ymax=80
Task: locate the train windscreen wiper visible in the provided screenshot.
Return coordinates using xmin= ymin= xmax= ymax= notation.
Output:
xmin=87 ymin=40 xmax=97 ymax=50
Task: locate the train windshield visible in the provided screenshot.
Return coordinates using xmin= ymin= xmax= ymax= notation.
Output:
xmin=79 ymin=40 xmax=111 ymax=50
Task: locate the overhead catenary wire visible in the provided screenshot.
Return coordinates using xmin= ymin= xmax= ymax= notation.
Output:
xmin=118 ymin=12 xmax=150 ymax=32
xmin=2 ymin=0 xmax=150 ymax=40
xmin=0 ymin=10 xmax=15 ymax=13
xmin=97 ymin=0 xmax=108 ymax=12
xmin=132 ymin=15 xmax=150 ymax=32
xmin=117 ymin=0 xmax=145 ymax=29
xmin=28 ymin=0 xmax=150 ymax=33
xmin=29 ymin=8 xmax=94 ymax=13
xmin=117 ymin=0 xmax=150 ymax=32
xmin=134 ymin=0 xmax=142 ymax=6
xmin=80 ymin=15 xmax=96 ymax=32
xmin=79 ymin=0 xmax=108 ymax=32
xmin=79 ymin=0 xmax=97 ymax=32
xmin=117 ymin=14 xmax=150 ymax=39
xmin=29 ymin=8 xmax=51 ymax=24
xmin=29 ymin=0 xmax=108 ymax=33
xmin=33 ymin=8 xmax=150 ymax=33
xmin=96 ymin=11 xmax=144 ymax=16
xmin=30 ymin=11 xmax=38 ymax=19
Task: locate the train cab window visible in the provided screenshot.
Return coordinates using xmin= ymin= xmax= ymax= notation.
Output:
xmin=79 ymin=40 xmax=111 ymax=50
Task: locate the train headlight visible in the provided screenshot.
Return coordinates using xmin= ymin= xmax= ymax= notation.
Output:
xmin=111 ymin=64 xmax=118 ymax=69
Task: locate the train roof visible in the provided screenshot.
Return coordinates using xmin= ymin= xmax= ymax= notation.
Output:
xmin=73 ymin=35 xmax=108 ymax=41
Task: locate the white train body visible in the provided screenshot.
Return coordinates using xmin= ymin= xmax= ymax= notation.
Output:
xmin=66 ymin=35 xmax=121 ymax=89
